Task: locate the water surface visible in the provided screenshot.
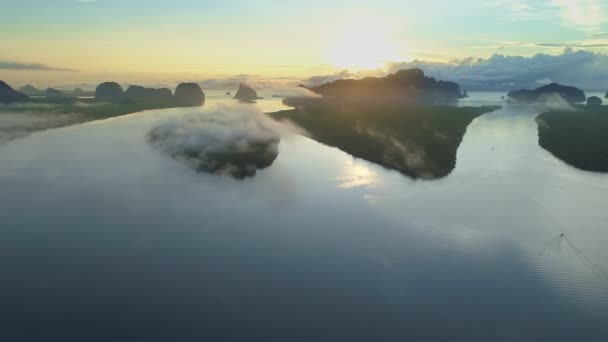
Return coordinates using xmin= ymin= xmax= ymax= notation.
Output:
xmin=0 ymin=92 xmax=606 ymax=341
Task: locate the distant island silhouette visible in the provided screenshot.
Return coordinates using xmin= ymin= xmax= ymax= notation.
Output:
xmin=2 ymin=80 xmax=205 ymax=110
xmin=306 ymin=68 xmax=467 ymax=105
xmin=587 ymin=96 xmax=603 ymax=107
xmin=507 ymin=83 xmax=586 ymax=104
xmin=18 ymin=84 xmax=44 ymax=96
xmin=0 ymin=80 xmax=206 ymax=143
xmin=536 ymin=105 xmax=608 ymax=173
xmin=19 ymin=84 xmax=95 ymax=98
xmin=234 ymin=84 xmax=262 ymax=102
xmin=45 ymin=88 xmax=65 ymax=98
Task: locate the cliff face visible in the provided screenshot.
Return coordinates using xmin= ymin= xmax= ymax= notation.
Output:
xmin=0 ymin=81 xmax=30 ymax=104
xmin=508 ymin=83 xmax=586 ymax=104
xmin=308 ymin=68 xmax=466 ymax=104
xmin=233 ymin=84 xmax=260 ymax=102
xmin=174 ymin=83 xmax=205 ymax=106
xmin=95 ymin=82 xmax=125 ymax=101
xmin=125 ymin=85 xmax=174 ymax=103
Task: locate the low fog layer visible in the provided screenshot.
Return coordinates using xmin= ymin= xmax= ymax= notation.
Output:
xmin=535 ymin=93 xmax=575 ymax=111
xmin=503 ymin=93 xmax=575 ymax=111
xmin=0 ymin=106 xmax=86 ymax=144
xmin=147 ymin=105 xmax=287 ymax=178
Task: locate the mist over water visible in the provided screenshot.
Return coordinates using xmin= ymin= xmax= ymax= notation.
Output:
xmin=0 ymin=93 xmax=607 ymax=341
xmin=146 ymin=105 xmax=288 ymax=178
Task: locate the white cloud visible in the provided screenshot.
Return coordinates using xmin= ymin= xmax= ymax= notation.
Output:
xmin=387 ymin=48 xmax=608 ymax=91
xmin=304 ymin=49 xmax=608 ymax=91
xmin=147 ymin=104 xmax=300 ymax=178
xmin=485 ymin=0 xmax=607 ymax=33
xmin=550 ymin=0 xmax=606 ymax=33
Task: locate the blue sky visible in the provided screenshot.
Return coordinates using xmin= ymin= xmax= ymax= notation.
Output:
xmin=1 ymin=0 xmax=607 ymax=87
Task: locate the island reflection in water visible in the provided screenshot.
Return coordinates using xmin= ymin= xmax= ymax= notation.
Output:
xmin=0 ymin=91 xmax=607 ymax=341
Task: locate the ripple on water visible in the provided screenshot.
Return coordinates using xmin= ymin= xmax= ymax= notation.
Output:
xmin=497 ymin=234 xmax=608 ymax=339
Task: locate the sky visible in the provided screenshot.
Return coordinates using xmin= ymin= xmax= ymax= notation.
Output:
xmin=1 ymin=0 xmax=608 ymax=89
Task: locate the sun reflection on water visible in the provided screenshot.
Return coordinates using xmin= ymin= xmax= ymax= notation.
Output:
xmin=337 ymin=159 xmax=381 ymax=190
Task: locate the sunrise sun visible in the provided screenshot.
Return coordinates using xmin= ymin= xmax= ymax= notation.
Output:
xmin=327 ymin=15 xmax=402 ymax=70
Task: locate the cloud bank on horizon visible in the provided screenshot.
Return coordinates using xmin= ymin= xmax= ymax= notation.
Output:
xmin=305 ymin=49 xmax=608 ymax=91
xmin=4 ymin=48 xmax=608 ymax=93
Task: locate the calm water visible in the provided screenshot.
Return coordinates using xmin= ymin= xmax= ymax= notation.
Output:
xmin=0 ymin=92 xmax=607 ymax=341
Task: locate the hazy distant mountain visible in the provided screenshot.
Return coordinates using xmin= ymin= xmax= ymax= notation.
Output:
xmin=19 ymin=85 xmax=44 ymax=96
xmin=0 ymin=81 xmax=30 ymax=104
xmin=45 ymin=88 xmax=66 ymax=98
xmin=72 ymin=88 xmax=94 ymax=97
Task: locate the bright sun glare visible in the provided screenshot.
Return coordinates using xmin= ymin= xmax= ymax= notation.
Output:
xmin=327 ymin=15 xmax=402 ymax=71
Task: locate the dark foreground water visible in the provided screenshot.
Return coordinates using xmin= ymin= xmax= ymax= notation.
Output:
xmin=0 ymin=92 xmax=607 ymax=341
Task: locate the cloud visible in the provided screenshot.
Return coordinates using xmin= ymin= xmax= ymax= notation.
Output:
xmin=550 ymin=0 xmax=606 ymax=33
xmin=539 ymin=93 xmax=576 ymax=111
xmin=472 ymin=40 xmax=608 ymax=49
xmin=484 ymin=0 xmax=543 ymax=18
xmin=147 ymin=104 xmax=296 ymax=179
xmin=0 ymin=61 xmax=77 ymax=72
xmin=302 ymin=70 xmax=355 ymax=87
xmin=485 ymin=0 xmax=607 ymax=33
xmin=385 ymin=48 xmax=608 ymax=91
xmin=535 ymin=42 xmax=608 ymax=48
xmin=304 ymin=49 xmax=608 ymax=91
xmin=301 ymin=69 xmax=386 ymax=87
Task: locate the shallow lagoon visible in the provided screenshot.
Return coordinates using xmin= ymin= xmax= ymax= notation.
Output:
xmin=0 ymin=92 xmax=606 ymax=341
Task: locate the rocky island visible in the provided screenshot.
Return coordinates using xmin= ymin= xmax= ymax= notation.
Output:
xmin=536 ymin=105 xmax=608 ymax=173
xmin=508 ymin=83 xmax=586 ymax=104
xmin=125 ymin=85 xmax=174 ymax=104
xmin=234 ymin=84 xmax=262 ymax=102
xmin=587 ymin=96 xmax=603 ymax=107
xmin=307 ymin=68 xmax=467 ymax=105
xmin=273 ymin=69 xmax=500 ymax=179
xmin=1 ymin=80 xmax=206 ymax=143
xmin=174 ymin=83 xmax=205 ymax=106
